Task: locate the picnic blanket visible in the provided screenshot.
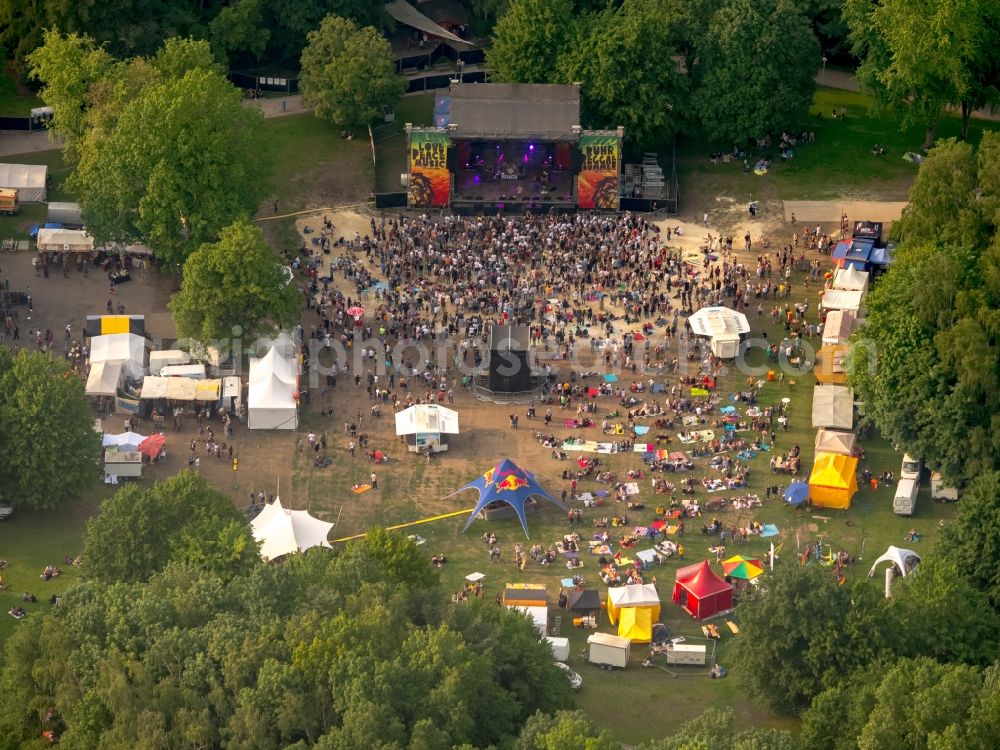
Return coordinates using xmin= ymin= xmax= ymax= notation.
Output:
xmin=589 ymin=543 xmax=612 ymax=556
xmin=651 ymin=383 xmax=667 ymax=394
xmin=603 ymin=374 xmax=618 ymax=383
xmin=624 ymin=482 xmax=640 ymax=496
xmin=678 ymin=430 xmax=715 ymax=443
xmin=634 ymin=443 xmax=655 ymax=453
xmin=761 ymin=524 xmax=779 ymax=538
xmin=563 ymin=440 xmax=617 ymax=454
xmin=635 ymin=548 xmax=658 ymax=565
xmin=352 ymin=484 xmax=372 ymax=494
xmin=702 ymin=623 xmax=721 ymax=639
xmin=632 ymin=526 xmax=649 ymax=537
xmin=682 ymin=415 xmax=700 ymax=426
xmin=578 ymin=492 xmax=594 ymax=503
xmin=664 ymin=524 xmax=679 ymax=535
xmin=634 ymin=425 xmax=650 ymax=435
xmin=719 ymin=405 xmax=737 ymax=415
xmin=650 ymin=519 xmax=667 ymax=531
xmin=725 ymin=620 xmax=740 ymax=635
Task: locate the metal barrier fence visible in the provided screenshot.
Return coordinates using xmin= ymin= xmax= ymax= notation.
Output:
xmin=471 ymin=379 xmax=547 ymax=405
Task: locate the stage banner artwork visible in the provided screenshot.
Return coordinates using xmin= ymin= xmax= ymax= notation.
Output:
xmin=577 ymin=134 xmax=620 ymax=210
xmin=408 ymin=130 xmax=451 ymax=208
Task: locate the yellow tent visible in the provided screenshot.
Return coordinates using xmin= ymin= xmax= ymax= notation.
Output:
xmin=606 ymin=583 xmax=660 ymax=624
xmin=808 ymin=452 xmax=859 ymax=509
xmin=618 ymin=605 xmax=654 ymax=642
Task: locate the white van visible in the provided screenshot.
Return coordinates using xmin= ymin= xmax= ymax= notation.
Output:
xmin=900 ymin=454 xmax=921 ymax=481
xmin=160 ymin=363 xmax=206 ymax=379
xmin=893 ymin=477 xmax=919 ymax=516
xmin=930 ymin=472 xmax=960 ymax=502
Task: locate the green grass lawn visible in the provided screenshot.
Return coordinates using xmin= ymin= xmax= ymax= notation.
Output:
xmin=261 ymin=112 xmax=374 ymax=211
xmin=0 ymin=74 xmax=41 ymax=116
xmin=678 ymin=88 xmax=1000 ymax=201
xmin=373 ymin=93 xmax=434 ymax=193
xmin=0 ymin=494 xmax=98 ymax=643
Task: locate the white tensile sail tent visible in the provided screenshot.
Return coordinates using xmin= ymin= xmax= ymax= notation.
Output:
xmin=250 ymin=497 xmax=333 ymax=561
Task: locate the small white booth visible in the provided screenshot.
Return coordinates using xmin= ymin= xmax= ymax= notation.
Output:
xmin=687 ymin=306 xmax=750 ymax=359
xmin=395 ymin=404 xmax=460 ymax=453
xmin=89 ymin=333 xmax=148 ymax=379
xmin=587 ymin=632 xmax=631 ymax=669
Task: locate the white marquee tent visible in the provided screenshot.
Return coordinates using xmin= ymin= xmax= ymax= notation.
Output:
xmin=868 ymin=546 xmax=921 ymax=578
xmin=86 ymin=360 xmax=123 ymax=396
xmin=812 ymin=385 xmax=855 ymax=430
xmin=833 ymin=266 xmax=869 ymax=293
xmin=822 ymin=310 xmax=856 ymax=345
xmin=821 ymin=289 xmax=864 ymax=315
xmin=248 ymin=346 xmax=298 ymax=430
xmin=89 ymin=333 xmax=147 ymax=379
xmin=687 ymin=306 xmax=751 ymax=358
xmin=250 ymin=497 xmax=333 ymax=561
xmin=102 ymin=431 xmax=148 ymax=452
xmin=36 ymin=228 xmax=94 ymax=254
xmin=0 ymin=162 xmax=47 ymax=202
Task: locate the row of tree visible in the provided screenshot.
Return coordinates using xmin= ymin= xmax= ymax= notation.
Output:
xmin=28 ymin=32 xmax=302 ymax=342
xmin=0 ymin=0 xmax=382 ymax=69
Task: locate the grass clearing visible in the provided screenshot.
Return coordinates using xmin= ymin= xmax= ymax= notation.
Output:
xmin=678 ymin=88 xmax=1000 ymax=203
xmin=0 ymin=75 xmax=41 ymax=116
xmin=373 ymin=93 xmax=434 ymax=193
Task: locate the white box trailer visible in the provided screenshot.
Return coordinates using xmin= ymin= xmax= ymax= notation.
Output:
xmin=930 ymin=472 xmax=959 ymax=502
xmin=587 ymin=632 xmax=631 ymax=669
xmin=46 ymin=201 xmax=83 ymax=228
xmin=104 ymin=450 xmax=142 ymax=478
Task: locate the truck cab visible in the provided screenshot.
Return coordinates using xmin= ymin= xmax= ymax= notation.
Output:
xmin=0 ymin=188 xmax=18 ymax=216
xmin=900 ymin=454 xmax=921 ymax=481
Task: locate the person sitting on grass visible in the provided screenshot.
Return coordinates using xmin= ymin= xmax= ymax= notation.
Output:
xmin=431 ymin=553 xmax=448 ymax=567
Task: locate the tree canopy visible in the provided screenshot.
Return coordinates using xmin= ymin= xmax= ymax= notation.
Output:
xmin=170 ymin=219 xmax=301 ymax=342
xmin=0 ymin=527 xmax=573 ymax=748
xmin=848 ymin=133 xmax=1000 ymax=486
xmin=29 ymin=33 xmax=269 ymax=266
xmin=82 ymin=470 xmax=259 ymax=584
xmin=0 ymin=348 xmax=100 ymax=511
xmin=844 ymin=0 xmax=1000 ymax=146
xmin=486 ymin=0 xmax=574 ymax=85
xmin=693 ymin=0 xmax=819 ymax=145
xmin=299 ymin=14 xmax=404 ymax=128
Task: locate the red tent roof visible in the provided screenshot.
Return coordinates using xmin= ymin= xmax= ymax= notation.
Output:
xmin=674 ymin=560 xmax=731 ymax=597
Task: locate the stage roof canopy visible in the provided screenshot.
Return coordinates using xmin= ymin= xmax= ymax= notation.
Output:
xmin=448 ymin=83 xmax=581 ymax=141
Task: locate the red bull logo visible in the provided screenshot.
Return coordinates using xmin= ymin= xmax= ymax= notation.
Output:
xmin=494 ymin=473 xmax=529 ymax=492
xmin=482 ymin=468 xmax=496 ymax=484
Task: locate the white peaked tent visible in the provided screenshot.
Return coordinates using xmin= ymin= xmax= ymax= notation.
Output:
xmin=868 ymin=546 xmax=921 ymax=578
xmin=687 ymin=306 xmax=751 ymax=358
xmin=86 ymin=360 xmax=123 ymax=396
xmin=250 ymin=498 xmax=333 ymax=561
xmin=248 ymin=346 xmax=298 ymax=430
xmin=89 ymin=333 xmax=147 ymax=379
xmin=812 ymin=385 xmax=854 ymax=430
xmin=814 ymin=428 xmax=856 ymax=456
xmin=833 ymin=266 xmax=869 ymax=293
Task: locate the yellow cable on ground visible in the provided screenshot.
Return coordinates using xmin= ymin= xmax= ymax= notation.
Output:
xmin=332 ymin=507 xmax=476 ymax=543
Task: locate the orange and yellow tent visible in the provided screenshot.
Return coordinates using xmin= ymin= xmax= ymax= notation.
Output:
xmin=808 ymin=452 xmax=859 ymax=509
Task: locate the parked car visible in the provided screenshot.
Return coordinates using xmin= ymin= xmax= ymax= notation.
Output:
xmin=0 ymin=502 xmax=13 ymax=520
xmin=555 ymin=661 xmax=582 ymax=690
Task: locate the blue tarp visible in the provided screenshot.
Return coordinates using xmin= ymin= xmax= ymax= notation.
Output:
xmin=450 ymin=458 xmax=564 ymax=538
xmin=869 ymin=245 xmax=893 ymax=266
xmin=833 ymin=238 xmax=874 ymax=263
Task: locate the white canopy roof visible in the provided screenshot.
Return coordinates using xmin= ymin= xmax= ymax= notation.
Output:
xmin=868 ymin=546 xmax=921 ymax=578
xmin=249 ymin=346 xmax=297 ymax=385
xmin=86 ymin=360 xmax=122 ymax=396
xmin=89 ymin=333 xmax=147 ymax=379
xmin=165 ymin=377 xmax=198 ymax=401
xmin=140 ymin=376 xmax=169 ymax=399
xmin=102 ymin=431 xmax=148 ymax=452
xmin=814 ymin=429 xmax=856 ymax=456
xmin=833 ymin=266 xmax=869 ymax=292
xmin=250 ymin=497 xmax=333 ymax=561
xmin=395 ymin=404 xmax=460 ymax=436
xmin=822 ymin=289 xmax=864 ymax=314
xmin=0 ymin=162 xmax=47 ymax=201
xmin=688 ymin=306 xmax=751 ymax=339
xmin=812 ymin=385 xmax=855 ymax=430
xmin=513 ymin=605 xmax=549 ymax=634
xmin=608 ymin=582 xmax=660 ymax=607
xmin=822 ymin=310 xmax=856 ymax=345
xmin=36 ymin=228 xmax=94 ymax=253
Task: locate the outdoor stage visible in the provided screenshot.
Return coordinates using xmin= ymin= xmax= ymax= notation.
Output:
xmin=407 ymin=83 xmax=623 ymax=214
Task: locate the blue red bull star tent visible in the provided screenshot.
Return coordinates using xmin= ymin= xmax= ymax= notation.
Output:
xmin=448 ymin=458 xmax=564 ymax=538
